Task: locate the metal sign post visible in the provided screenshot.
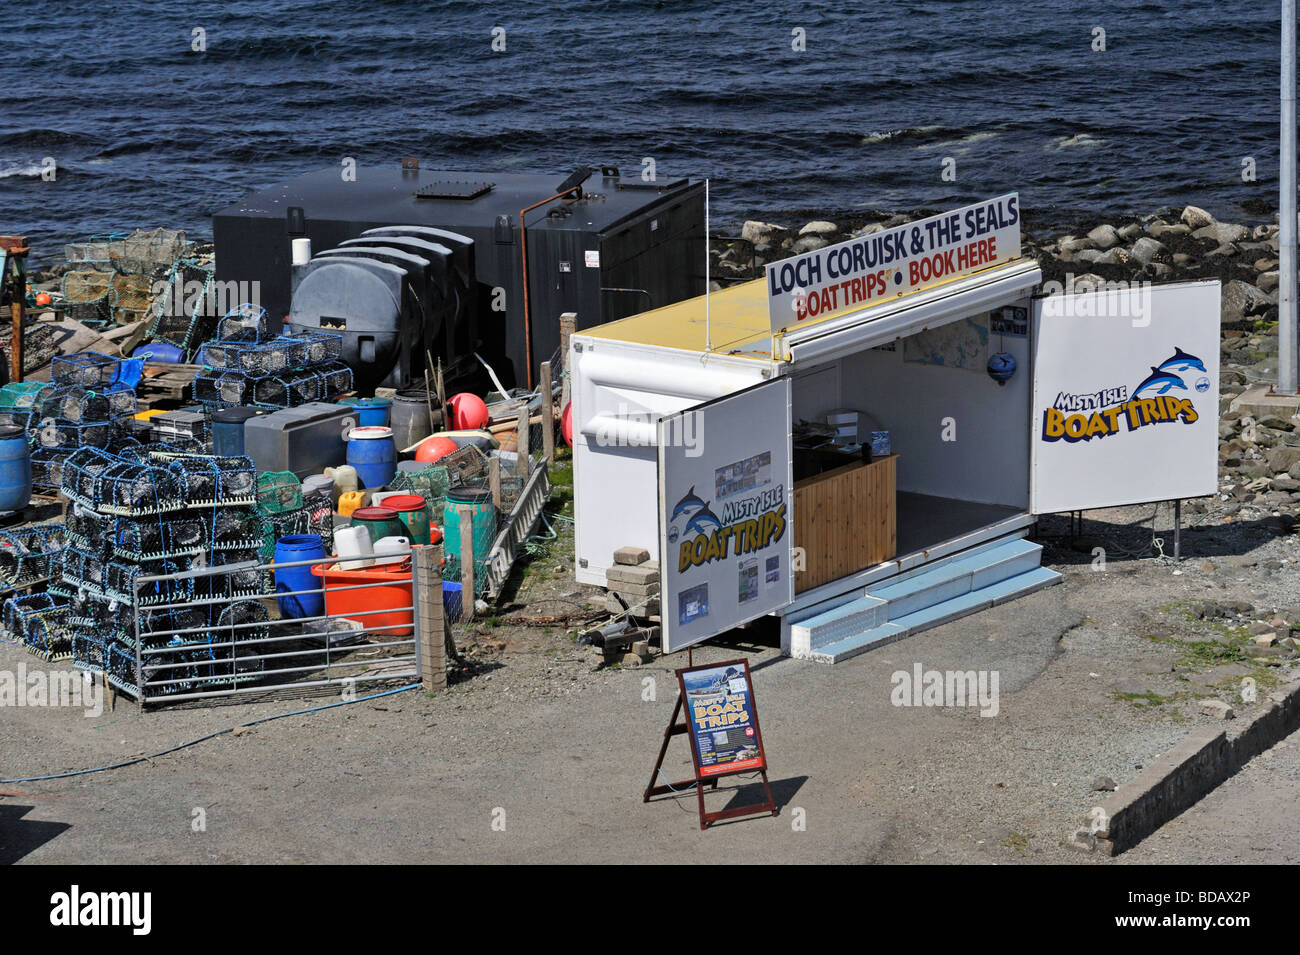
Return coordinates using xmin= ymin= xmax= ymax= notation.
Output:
xmin=1282 ymin=0 xmax=1298 ymax=395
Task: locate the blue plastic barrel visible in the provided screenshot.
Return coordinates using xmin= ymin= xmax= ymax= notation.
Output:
xmin=0 ymin=426 xmax=31 ymax=512
xmin=212 ymin=406 xmax=264 ymax=457
xmin=274 ymin=534 xmax=327 ymax=619
xmin=346 ymin=425 xmax=397 ymax=489
xmin=340 ymin=397 xmax=393 ymax=428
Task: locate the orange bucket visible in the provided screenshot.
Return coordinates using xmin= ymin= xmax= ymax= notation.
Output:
xmin=311 ymin=561 xmax=414 ymax=636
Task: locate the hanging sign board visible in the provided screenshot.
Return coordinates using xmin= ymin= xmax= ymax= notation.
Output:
xmin=657 ymin=378 xmax=794 ymax=654
xmin=765 ymin=193 xmax=1021 ymax=334
xmin=1030 ymin=280 xmax=1221 ymax=513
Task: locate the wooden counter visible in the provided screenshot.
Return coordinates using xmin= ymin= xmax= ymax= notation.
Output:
xmin=792 ymin=454 xmax=897 ymax=594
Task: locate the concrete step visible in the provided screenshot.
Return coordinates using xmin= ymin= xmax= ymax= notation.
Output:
xmin=806 ymin=566 xmax=1061 ymax=664
xmin=806 ymin=622 xmax=907 ymax=664
xmin=889 ymin=566 xmax=1062 ymax=635
xmin=790 ymin=595 xmax=887 ymax=657
xmin=868 ymin=538 xmax=1043 ymax=620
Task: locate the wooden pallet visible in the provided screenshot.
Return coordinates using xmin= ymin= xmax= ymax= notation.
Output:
xmin=138 ymin=363 xmax=199 ymax=403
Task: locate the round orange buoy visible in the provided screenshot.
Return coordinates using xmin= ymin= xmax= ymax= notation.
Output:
xmin=561 ymin=402 xmax=573 ymax=447
xmin=415 ymin=434 xmax=459 ymax=463
xmin=448 ymin=392 xmax=489 ymax=430
xmin=34 ymin=292 xmax=52 ymax=307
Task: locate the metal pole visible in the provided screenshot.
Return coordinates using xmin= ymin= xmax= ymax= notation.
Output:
xmin=704 ymin=179 xmax=711 ymax=353
xmin=1173 ymin=499 xmax=1181 ymax=562
xmin=1281 ymin=0 xmax=1298 ymax=394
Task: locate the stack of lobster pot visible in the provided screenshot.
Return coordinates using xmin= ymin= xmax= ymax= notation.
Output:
xmin=193 ymin=303 xmax=353 ymax=411
xmin=46 ymin=443 xmax=271 ymax=699
xmin=27 ymin=352 xmax=140 ymax=494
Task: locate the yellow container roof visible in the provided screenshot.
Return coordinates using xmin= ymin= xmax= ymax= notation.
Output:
xmin=583 ymin=257 xmax=1032 ymax=360
xmin=582 ymin=278 xmax=774 ymax=360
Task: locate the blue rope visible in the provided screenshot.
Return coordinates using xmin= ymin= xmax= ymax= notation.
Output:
xmin=0 ymin=683 xmax=420 ymax=784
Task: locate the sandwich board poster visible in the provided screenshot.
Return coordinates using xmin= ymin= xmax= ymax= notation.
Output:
xmin=678 ymin=660 xmax=767 ymax=777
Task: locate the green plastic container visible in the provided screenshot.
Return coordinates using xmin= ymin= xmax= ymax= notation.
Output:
xmin=383 ymin=494 xmax=431 ymax=545
xmin=442 ymin=487 xmax=496 ymax=568
xmin=349 ymin=506 xmax=406 ymax=546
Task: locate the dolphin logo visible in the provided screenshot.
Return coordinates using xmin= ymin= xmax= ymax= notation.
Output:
xmin=671 ymin=486 xmax=706 ymax=523
xmin=685 ymin=505 xmax=724 ymax=536
xmin=1133 ymin=366 xmax=1188 ymax=397
xmin=1156 ymin=347 xmax=1206 ymax=375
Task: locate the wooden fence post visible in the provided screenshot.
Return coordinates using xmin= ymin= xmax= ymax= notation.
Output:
xmin=559 ymin=312 xmax=576 ymax=408
xmin=539 ymin=360 xmax=554 ymax=463
xmin=414 ymin=544 xmax=446 ymax=691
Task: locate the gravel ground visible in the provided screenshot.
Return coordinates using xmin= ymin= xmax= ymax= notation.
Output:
xmin=3 ymin=497 xmax=1296 ymax=864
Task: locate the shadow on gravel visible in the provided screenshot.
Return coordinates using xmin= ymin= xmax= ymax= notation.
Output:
xmin=715 ymin=775 xmax=809 ymax=825
xmin=1037 ymin=511 xmax=1294 ymax=567
xmin=649 ymin=775 xmax=809 ymax=828
xmin=0 ymin=802 xmax=70 ymax=864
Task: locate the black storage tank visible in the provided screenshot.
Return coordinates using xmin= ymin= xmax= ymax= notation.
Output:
xmin=212 ymin=163 xmax=706 ymax=389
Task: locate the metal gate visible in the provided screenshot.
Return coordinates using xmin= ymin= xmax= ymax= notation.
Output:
xmin=124 ymin=548 xmax=433 ymax=705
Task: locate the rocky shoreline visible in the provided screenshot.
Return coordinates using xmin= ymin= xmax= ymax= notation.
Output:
xmin=714 ymin=205 xmax=1300 ymax=531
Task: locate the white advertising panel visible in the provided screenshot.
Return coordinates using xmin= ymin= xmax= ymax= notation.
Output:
xmin=658 ymin=378 xmax=794 ymax=653
xmin=766 ymin=194 xmax=1021 ymax=334
xmin=1030 ymin=281 xmax=1221 ymax=513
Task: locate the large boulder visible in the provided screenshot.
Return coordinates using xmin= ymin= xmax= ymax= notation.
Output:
xmin=1149 ymin=221 xmax=1190 ymax=239
xmin=1087 ymin=224 xmax=1120 ymax=249
xmin=792 ymin=235 xmax=829 ymax=253
xmin=741 ymin=220 xmax=788 ymax=245
xmin=1180 ymin=205 xmax=1216 ymax=229
xmin=1130 ymin=236 xmax=1166 ymax=265
xmin=1221 ymin=279 xmax=1274 ymax=324
xmin=798 ymin=220 xmax=840 ymax=237
xmin=1266 ymin=446 xmax=1300 ymax=474
xmin=1193 ymin=221 xmax=1249 ymax=244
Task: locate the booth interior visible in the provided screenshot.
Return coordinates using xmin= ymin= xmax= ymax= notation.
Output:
xmin=786 ymin=297 xmax=1033 ymax=593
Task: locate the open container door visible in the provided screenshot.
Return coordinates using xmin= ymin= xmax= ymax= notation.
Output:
xmin=659 ymin=377 xmax=795 ymax=654
xmin=1030 ymin=280 xmax=1221 ymax=514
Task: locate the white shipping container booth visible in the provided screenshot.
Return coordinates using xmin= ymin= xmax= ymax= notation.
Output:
xmin=570 ymin=195 xmax=1221 ymax=662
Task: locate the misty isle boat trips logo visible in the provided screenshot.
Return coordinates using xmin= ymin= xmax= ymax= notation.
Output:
xmin=1042 ymin=346 xmax=1206 ymax=443
xmin=670 ymin=484 xmax=787 ymax=571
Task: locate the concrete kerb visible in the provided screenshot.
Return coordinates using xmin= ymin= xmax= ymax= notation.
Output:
xmin=1070 ymin=673 xmax=1300 ymax=855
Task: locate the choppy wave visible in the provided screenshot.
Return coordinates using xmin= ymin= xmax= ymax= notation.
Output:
xmin=1046 ymin=133 xmax=1108 ymax=152
xmin=0 ymin=0 xmax=1284 ymax=261
xmin=861 ymin=126 xmax=948 ymax=145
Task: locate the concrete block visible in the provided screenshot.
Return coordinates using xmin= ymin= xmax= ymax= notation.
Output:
xmin=608 ymin=580 xmax=658 ymax=597
xmin=613 ymin=546 xmax=650 ymax=566
xmin=1198 ymin=699 xmax=1235 ymax=719
xmin=1229 ymin=383 xmax=1300 ymax=422
xmin=605 ymin=564 xmax=659 ymax=586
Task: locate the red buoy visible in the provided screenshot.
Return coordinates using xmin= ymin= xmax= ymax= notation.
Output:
xmin=415 ymin=435 xmax=459 ymax=463
xmin=448 ymin=392 xmax=489 ymax=430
